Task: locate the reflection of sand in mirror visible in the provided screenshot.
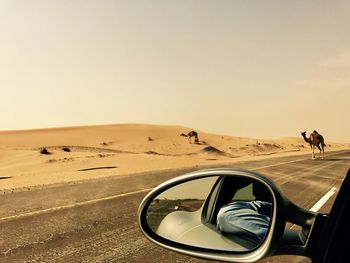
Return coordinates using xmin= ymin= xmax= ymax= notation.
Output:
xmin=156 ymin=176 xmax=219 ymax=200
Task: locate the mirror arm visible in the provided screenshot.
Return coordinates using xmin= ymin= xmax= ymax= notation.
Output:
xmin=276 ymin=201 xmax=328 ymax=257
xmin=285 ymin=202 xmax=317 ymax=229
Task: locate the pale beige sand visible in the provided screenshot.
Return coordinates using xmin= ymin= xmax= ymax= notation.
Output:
xmin=0 ymin=124 xmax=348 ymax=192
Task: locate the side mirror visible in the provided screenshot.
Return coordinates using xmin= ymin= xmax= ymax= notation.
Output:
xmin=138 ymin=168 xmax=324 ymax=262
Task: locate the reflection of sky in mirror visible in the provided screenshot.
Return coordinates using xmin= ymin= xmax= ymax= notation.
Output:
xmin=157 ymin=176 xmax=218 ymax=199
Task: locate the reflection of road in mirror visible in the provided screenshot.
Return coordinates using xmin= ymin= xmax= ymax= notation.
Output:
xmin=145 ymin=175 xmax=273 ymax=252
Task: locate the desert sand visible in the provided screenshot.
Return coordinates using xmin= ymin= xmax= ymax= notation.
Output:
xmin=0 ymin=124 xmax=348 ymax=192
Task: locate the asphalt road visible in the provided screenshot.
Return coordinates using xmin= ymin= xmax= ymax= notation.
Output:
xmin=0 ymin=150 xmax=349 ymax=263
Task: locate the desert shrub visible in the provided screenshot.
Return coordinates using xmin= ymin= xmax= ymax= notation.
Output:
xmin=40 ymin=148 xmax=51 ymax=155
xmin=62 ymin=147 xmax=71 ymax=152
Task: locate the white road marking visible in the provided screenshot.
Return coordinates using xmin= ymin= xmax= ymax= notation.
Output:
xmin=309 ymin=187 xmax=337 ymax=212
xmin=253 ymin=158 xmax=307 ymax=171
xmin=290 ymin=186 xmax=337 ymax=229
xmin=0 ymin=188 xmax=153 ymax=222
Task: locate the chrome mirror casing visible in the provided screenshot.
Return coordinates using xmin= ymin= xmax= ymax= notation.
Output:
xmin=138 ymin=168 xmax=290 ymax=262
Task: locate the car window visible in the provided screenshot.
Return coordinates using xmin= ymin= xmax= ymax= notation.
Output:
xmin=232 ymin=183 xmax=254 ymax=201
xmin=204 ymin=177 xmax=223 ymax=223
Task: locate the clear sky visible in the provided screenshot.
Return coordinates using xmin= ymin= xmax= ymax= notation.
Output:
xmin=1 ymin=1 xmax=349 ymax=142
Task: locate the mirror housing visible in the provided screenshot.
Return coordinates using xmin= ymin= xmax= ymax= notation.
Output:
xmin=138 ymin=168 xmax=323 ymax=262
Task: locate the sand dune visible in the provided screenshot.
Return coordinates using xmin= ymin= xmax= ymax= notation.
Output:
xmin=0 ymin=124 xmax=348 ymax=192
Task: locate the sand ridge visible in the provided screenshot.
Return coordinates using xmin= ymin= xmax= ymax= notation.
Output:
xmin=0 ymin=124 xmax=349 ymax=192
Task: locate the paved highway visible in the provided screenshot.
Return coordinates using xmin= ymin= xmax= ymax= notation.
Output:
xmin=0 ymin=150 xmax=349 ymax=262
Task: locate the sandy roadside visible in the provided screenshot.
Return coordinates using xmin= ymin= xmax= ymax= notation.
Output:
xmin=0 ymin=124 xmax=348 ymax=193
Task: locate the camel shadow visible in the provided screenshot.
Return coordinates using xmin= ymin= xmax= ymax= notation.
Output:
xmin=194 ymin=140 xmax=209 ymax=146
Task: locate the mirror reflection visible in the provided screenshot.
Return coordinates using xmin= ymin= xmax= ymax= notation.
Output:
xmin=146 ymin=175 xmax=273 ymax=252
xmin=147 ymin=176 xmax=217 ymax=233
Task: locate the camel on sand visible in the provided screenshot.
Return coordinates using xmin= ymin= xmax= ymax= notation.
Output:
xmin=301 ymin=130 xmax=326 ymax=159
xmin=180 ymin=131 xmax=199 ymax=144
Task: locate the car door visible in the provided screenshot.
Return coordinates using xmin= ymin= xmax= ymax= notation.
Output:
xmin=311 ymin=168 xmax=350 ymax=263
